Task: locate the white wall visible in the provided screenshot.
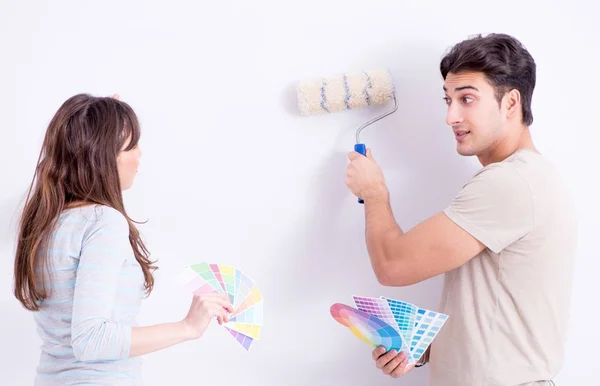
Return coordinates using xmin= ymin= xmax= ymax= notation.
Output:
xmin=1 ymin=0 xmax=598 ymax=384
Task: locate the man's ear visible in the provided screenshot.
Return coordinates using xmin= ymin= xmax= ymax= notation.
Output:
xmin=504 ymin=88 xmax=521 ymax=120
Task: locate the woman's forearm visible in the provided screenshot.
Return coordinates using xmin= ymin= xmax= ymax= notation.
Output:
xmin=130 ymin=321 xmax=191 ymax=357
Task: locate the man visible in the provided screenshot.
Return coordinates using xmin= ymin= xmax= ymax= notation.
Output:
xmin=345 ymin=33 xmax=577 ymax=386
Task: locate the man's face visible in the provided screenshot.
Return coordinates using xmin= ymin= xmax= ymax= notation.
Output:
xmin=443 ymin=71 xmax=507 ymax=157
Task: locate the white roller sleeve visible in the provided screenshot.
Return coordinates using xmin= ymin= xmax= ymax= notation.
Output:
xmin=296 ymin=69 xmax=395 ymax=115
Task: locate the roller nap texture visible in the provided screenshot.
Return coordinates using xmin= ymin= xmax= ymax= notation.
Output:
xmin=296 ymin=69 xmax=394 ymax=115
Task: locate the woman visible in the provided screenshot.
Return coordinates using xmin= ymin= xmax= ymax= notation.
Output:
xmin=13 ymin=93 xmax=232 ymax=385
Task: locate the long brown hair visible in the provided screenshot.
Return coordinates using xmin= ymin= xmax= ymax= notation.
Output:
xmin=14 ymin=93 xmax=157 ymax=311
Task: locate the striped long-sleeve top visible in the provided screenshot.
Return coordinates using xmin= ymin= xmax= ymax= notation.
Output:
xmin=33 ymin=205 xmax=145 ymax=385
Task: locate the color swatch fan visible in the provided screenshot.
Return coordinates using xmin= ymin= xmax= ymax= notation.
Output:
xmin=330 ymin=295 xmax=448 ymax=364
xmin=330 ymin=303 xmax=407 ymax=355
xmin=175 ymin=262 xmax=263 ymax=351
xmin=352 ymin=295 xmax=448 ymax=362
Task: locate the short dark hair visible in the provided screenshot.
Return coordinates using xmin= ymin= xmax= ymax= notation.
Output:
xmin=440 ymin=33 xmax=536 ymax=126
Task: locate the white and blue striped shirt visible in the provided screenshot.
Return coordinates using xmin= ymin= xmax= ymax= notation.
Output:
xmin=33 ymin=205 xmax=145 ymax=385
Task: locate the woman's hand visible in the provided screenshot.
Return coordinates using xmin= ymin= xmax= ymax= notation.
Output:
xmin=180 ymin=292 xmax=234 ymax=340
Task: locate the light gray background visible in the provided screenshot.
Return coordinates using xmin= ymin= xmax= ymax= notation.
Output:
xmin=1 ymin=1 xmax=597 ymax=384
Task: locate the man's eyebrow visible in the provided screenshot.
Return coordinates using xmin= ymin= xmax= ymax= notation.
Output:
xmin=443 ymin=85 xmax=480 ymax=92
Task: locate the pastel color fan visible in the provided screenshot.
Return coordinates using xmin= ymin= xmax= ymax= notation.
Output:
xmin=176 ymin=262 xmax=263 ymax=351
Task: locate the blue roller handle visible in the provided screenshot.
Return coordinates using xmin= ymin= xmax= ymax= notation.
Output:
xmin=354 ymin=143 xmax=367 ymax=204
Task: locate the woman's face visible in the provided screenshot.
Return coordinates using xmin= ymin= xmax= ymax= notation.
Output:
xmin=117 ymin=135 xmax=141 ymax=190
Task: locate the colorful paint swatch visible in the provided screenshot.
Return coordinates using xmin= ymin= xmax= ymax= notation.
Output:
xmin=233 ymin=283 xmax=262 ymax=317
xmin=176 ymin=262 xmax=262 ymax=351
xmin=214 ymin=264 xmax=236 ymax=304
xmin=233 ymin=271 xmax=255 ymax=310
xmin=209 ymin=264 xmax=228 ymax=295
xmin=174 ymin=266 xmax=218 ymax=294
xmin=352 ymin=295 xmax=401 ymax=331
xmin=224 ymin=322 xmax=261 ymax=339
xmin=352 ymin=296 xmax=413 ymax=363
xmin=332 ymin=295 xmax=449 ymax=362
xmin=381 ymin=297 xmax=418 ymax=350
xmin=229 ymin=302 xmax=263 ymax=325
xmin=225 ymin=327 xmax=254 ymax=351
xmin=410 ymin=308 xmax=448 ymax=361
xmin=330 ymin=303 xmax=404 ymax=353
xmin=234 ymin=268 xmax=243 ymax=302
xmin=189 ymin=263 xmax=225 ymax=296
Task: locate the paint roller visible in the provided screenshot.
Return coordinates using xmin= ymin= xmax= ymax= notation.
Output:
xmin=296 ymin=69 xmax=398 ymax=203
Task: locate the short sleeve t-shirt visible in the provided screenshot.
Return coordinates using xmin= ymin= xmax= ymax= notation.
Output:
xmin=428 ymin=149 xmax=578 ymax=386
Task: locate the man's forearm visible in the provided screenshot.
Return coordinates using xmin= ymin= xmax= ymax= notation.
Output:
xmin=364 ymin=188 xmax=405 ymax=284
